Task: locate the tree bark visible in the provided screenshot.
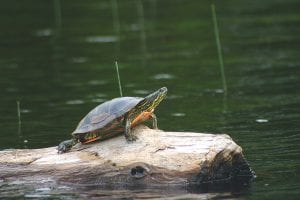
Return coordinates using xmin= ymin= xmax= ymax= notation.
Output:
xmin=0 ymin=125 xmax=254 ymax=188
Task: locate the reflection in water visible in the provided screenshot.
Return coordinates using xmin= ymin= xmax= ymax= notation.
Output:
xmin=34 ymin=29 xmax=53 ymax=37
xmin=133 ymin=89 xmax=150 ymax=95
xmin=87 ymin=80 xmax=108 ymax=86
xmin=0 ymin=178 xmax=251 ymax=200
xmin=85 ymin=36 xmax=118 ymax=43
xmin=152 ymin=73 xmax=175 ymax=80
xmin=66 ymin=100 xmax=85 ymax=105
xmin=91 ymin=98 xmax=106 ymax=103
xmin=171 ymin=112 xmax=186 ymax=117
xmin=70 ymin=56 xmax=88 ymax=64
xmin=255 ymin=119 xmax=269 ymax=123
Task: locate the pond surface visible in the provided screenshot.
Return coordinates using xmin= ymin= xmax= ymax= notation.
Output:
xmin=1 ymin=0 xmax=300 ymax=199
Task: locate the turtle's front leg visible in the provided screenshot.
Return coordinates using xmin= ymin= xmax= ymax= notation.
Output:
xmin=125 ymin=117 xmax=138 ymax=142
xmin=150 ymin=113 xmax=158 ymax=129
xmin=57 ymin=139 xmax=77 ymax=154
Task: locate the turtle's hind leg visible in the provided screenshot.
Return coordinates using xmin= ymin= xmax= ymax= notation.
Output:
xmin=57 ymin=139 xmax=77 ymax=154
xmin=125 ymin=118 xmax=138 ymax=142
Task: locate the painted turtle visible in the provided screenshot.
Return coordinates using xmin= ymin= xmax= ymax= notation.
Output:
xmin=57 ymin=87 xmax=167 ymax=153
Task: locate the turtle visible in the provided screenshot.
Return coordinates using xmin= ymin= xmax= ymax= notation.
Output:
xmin=57 ymin=87 xmax=167 ymax=153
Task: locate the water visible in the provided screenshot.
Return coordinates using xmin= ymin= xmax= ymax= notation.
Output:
xmin=0 ymin=0 xmax=299 ymax=199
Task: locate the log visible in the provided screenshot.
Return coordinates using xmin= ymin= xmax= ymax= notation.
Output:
xmin=0 ymin=125 xmax=254 ymax=189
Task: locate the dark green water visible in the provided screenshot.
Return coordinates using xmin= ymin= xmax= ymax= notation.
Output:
xmin=1 ymin=0 xmax=300 ymax=199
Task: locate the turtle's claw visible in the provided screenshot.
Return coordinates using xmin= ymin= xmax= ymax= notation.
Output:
xmin=126 ymin=134 xmax=138 ymax=143
xmin=57 ymin=139 xmax=74 ymax=154
xmin=57 ymin=144 xmax=68 ymax=154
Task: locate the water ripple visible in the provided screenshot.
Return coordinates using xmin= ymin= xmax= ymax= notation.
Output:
xmin=66 ymin=100 xmax=85 ymax=105
xmin=85 ymin=36 xmax=118 ymax=43
xmin=152 ymin=73 xmax=175 ymax=80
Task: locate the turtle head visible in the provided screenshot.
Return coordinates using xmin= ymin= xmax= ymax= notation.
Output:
xmin=138 ymin=87 xmax=168 ymax=112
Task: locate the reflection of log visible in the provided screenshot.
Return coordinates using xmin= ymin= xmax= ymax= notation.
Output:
xmin=0 ymin=125 xmax=254 ymax=187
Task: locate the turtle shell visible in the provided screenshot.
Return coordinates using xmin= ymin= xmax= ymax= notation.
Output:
xmin=72 ymin=97 xmax=143 ymax=136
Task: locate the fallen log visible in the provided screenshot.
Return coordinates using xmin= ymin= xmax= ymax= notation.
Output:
xmin=0 ymin=125 xmax=254 ymax=188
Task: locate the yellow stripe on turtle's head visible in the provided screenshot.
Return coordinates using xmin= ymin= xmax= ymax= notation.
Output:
xmin=137 ymin=87 xmax=167 ymax=112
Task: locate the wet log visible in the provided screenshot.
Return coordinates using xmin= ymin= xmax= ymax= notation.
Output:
xmin=0 ymin=125 xmax=254 ymax=188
